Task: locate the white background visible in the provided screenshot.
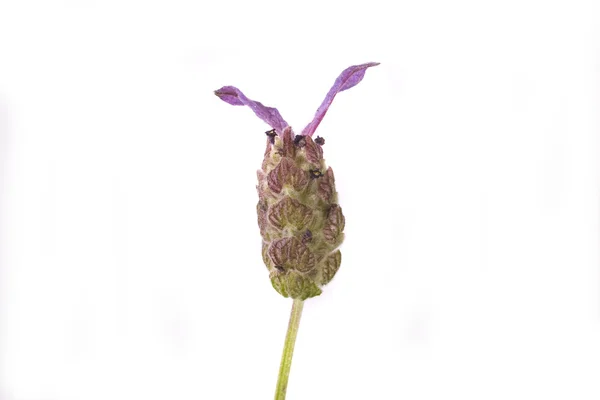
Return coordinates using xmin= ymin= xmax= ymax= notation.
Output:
xmin=1 ymin=1 xmax=599 ymax=399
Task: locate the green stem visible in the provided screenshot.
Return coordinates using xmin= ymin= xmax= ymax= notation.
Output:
xmin=274 ymin=299 xmax=304 ymax=400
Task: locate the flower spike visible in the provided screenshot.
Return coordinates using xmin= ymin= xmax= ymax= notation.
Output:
xmin=214 ymin=63 xmax=378 ymax=300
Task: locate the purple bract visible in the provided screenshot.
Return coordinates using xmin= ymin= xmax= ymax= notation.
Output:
xmin=214 ymin=62 xmax=379 ymax=137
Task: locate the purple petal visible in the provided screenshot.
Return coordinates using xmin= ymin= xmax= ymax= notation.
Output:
xmin=214 ymin=86 xmax=288 ymax=133
xmin=301 ymin=62 xmax=380 ymax=137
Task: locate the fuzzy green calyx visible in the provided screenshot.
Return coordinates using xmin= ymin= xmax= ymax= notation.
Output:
xmin=257 ymin=127 xmax=344 ymax=299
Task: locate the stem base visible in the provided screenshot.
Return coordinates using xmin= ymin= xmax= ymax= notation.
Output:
xmin=274 ymin=299 xmax=304 ymax=400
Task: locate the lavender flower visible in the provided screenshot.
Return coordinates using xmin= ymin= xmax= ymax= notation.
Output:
xmin=215 ymin=63 xmax=379 ymax=300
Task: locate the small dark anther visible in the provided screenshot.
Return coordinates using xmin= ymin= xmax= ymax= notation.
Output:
xmin=265 ymin=129 xmax=277 ymax=144
xmin=293 ymin=134 xmax=306 ymax=148
xmin=315 ymin=136 xmax=325 ymax=146
xmin=302 ymin=229 xmax=313 ymax=243
xmin=274 ymin=265 xmax=285 ymax=272
xmin=309 ymin=169 xmax=324 ymax=179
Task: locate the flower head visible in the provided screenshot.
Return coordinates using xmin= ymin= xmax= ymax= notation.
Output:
xmin=215 ymin=63 xmax=379 ymax=299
